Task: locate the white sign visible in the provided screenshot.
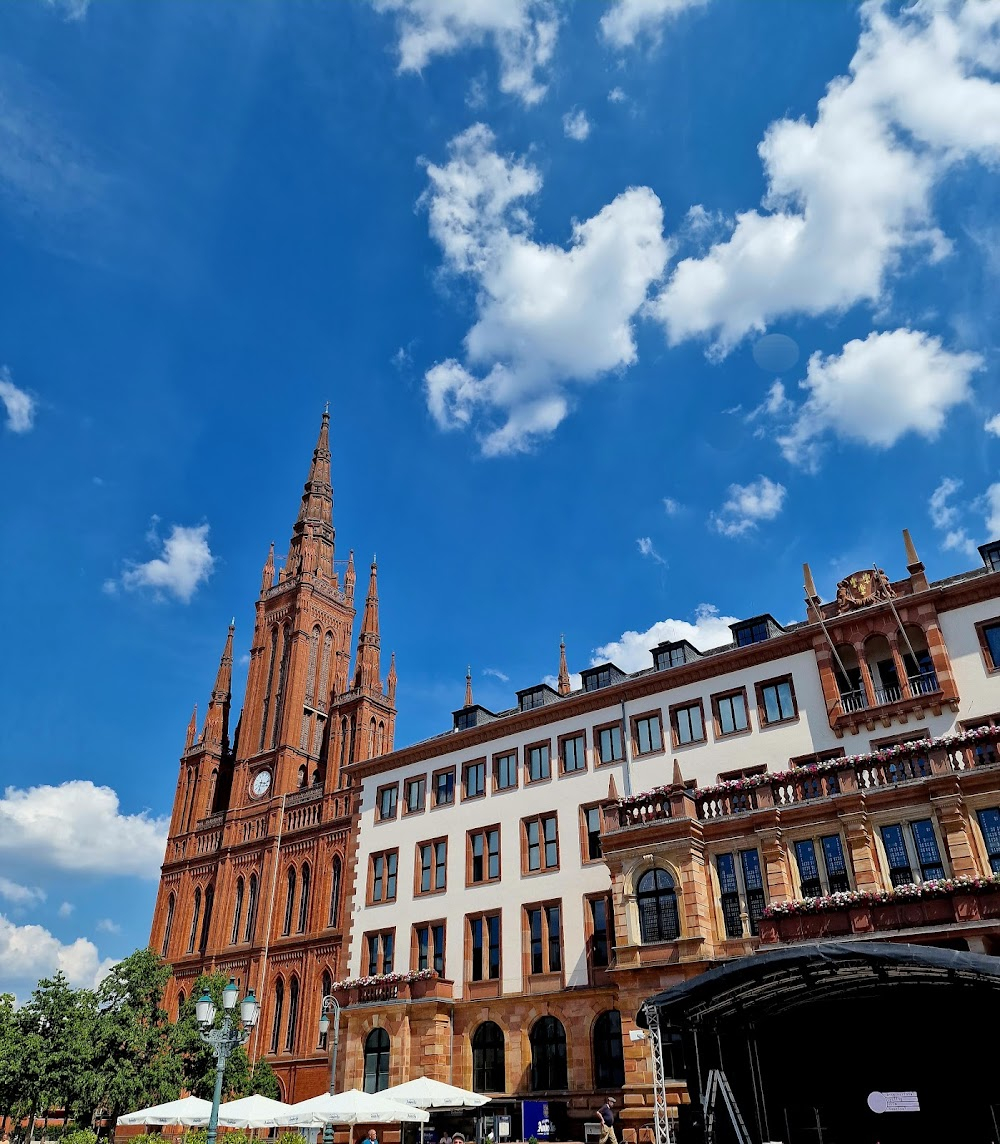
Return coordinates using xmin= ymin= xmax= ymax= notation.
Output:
xmin=867 ymin=1091 xmax=920 ymax=1114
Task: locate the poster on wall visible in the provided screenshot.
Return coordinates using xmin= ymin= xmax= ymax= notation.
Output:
xmin=522 ymin=1102 xmax=554 ymax=1140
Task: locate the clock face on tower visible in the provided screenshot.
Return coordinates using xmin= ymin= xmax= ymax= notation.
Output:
xmin=250 ymin=769 xmax=272 ymax=799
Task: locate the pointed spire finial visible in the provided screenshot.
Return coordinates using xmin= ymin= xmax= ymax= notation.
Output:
xmin=557 ymin=636 xmax=571 ymax=697
xmin=465 ymin=666 xmax=474 ymax=708
xmin=201 ymin=623 xmax=235 ymax=749
xmin=286 ymin=413 xmax=335 ymax=580
xmin=903 ymin=527 xmax=920 ymax=568
xmin=672 ymin=758 xmax=684 ymax=787
xmin=352 ymin=558 xmax=382 ymax=692
xmin=261 ymin=541 xmax=275 ymax=593
xmin=803 ymin=562 xmax=818 ymax=599
xmin=185 ymin=704 xmax=198 ymax=750
xmin=387 ymin=651 xmax=397 ymax=704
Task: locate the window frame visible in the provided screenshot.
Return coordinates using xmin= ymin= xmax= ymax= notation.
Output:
xmin=467 ymin=823 xmax=502 ymax=886
xmin=711 ymin=687 xmax=751 ymax=739
xmin=714 ymin=848 xmax=767 ymax=939
xmin=584 ymin=890 xmax=615 ymax=979
xmin=558 ymin=730 xmax=588 ymax=776
xmin=669 ymin=699 xmax=706 ymax=748
xmin=376 ymin=782 xmax=398 ymax=822
xmin=524 ymin=899 xmax=564 ymax=978
xmin=364 ymin=928 xmax=396 ymax=975
xmin=462 ymin=757 xmax=487 ymax=801
xmin=522 ymin=812 xmax=560 ymax=875
xmin=492 ymin=749 xmax=518 ymax=792
xmin=363 ymin=1026 xmax=390 ymax=1093
xmin=791 ymin=833 xmax=852 ymax=898
xmin=876 ymin=817 xmax=947 ymax=887
xmin=367 ymin=848 xmax=399 ymax=905
xmin=412 ymin=919 xmax=446 ymax=975
xmin=432 ymin=766 xmax=456 ymax=807
xmin=594 ymin=719 xmax=624 ymax=765
xmin=415 ymin=837 xmax=449 ymax=897
xmin=755 ymin=674 xmax=799 ymax=727
xmin=467 ymin=910 xmax=502 ymax=984
xmin=580 ymin=802 xmax=604 ymax=864
xmin=403 ymin=775 xmax=426 ymax=816
xmin=976 ymin=617 xmax=1000 ymax=674
xmin=631 ymin=709 xmax=665 ymax=757
xmin=636 ymin=867 xmax=680 ymax=944
xmin=525 ymin=739 xmax=552 ymax=784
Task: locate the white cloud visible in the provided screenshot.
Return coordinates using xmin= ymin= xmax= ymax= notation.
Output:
xmin=96 ymin=918 xmax=121 ymax=935
xmin=601 ymin=0 xmax=709 ymax=48
xmin=0 ymin=914 xmax=114 ymax=990
xmin=985 ymin=414 xmax=1000 ymax=437
xmin=637 ymin=536 xmax=666 ymax=565
xmin=593 ymin=603 xmax=738 ymax=672
xmin=58 ymin=902 xmax=74 ymax=918
xmin=662 ymin=496 xmax=681 ymax=515
xmin=652 ymin=1 xmax=1000 ymax=352
xmin=562 ymin=108 xmax=591 ymax=141
xmin=927 ymin=475 xmax=1000 ymax=557
xmin=112 ymin=521 xmax=215 ymax=603
xmin=421 ymin=124 xmax=669 ymax=455
xmin=0 ymin=781 xmax=168 ymax=880
xmin=0 ymin=878 xmax=45 ymax=907
xmin=608 ymin=86 xmax=626 ymax=103
xmin=985 ymin=483 xmax=1000 ymax=538
xmin=711 ymin=476 xmax=786 ymax=538
xmin=370 ymin=0 xmax=558 ymax=105
xmin=778 ymin=330 xmax=981 ymax=468
xmin=0 ymin=368 xmax=35 ymax=433
xmin=482 ymin=667 xmax=510 ymax=682
xmin=929 ymin=476 xmax=963 ymax=531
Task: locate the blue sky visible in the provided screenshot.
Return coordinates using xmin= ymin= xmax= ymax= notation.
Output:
xmin=1 ymin=0 xmax=998 ymax=996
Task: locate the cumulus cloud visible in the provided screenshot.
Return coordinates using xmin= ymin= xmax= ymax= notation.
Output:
xmin=777 ymin=330 xmax=981 ymax=469
xmin=109 ymin=521 xmax=215 ymax=603
xmin=608 ymin=87 xmax=626 ymax=103
xmin=0 ymin=878 xmax=45 ymax=907
xmin=370 ymin=0 xmax=558 ymax=105
xmin=421 ymin=124 xmax=669 ymax=455
xmin=651 ymin=1 xmax=1000 ymax=352
xmin=927 ymin=475 xmax=1000 ymax=557
xmin=601 ymin=0 xmax=709 ymax=48
xmin=985 ymin=413 xmax=1000 ymax=436
xmin=662 ymin=496 xmax=682 ymax=515
xmin=58 ymin=902 xmax=74 ymax=918
xmin=593 ymin=603 xmax=739 ymax=672
xmin=0 ymin=914 xmax=115 ymax=990
xmin=711 ymin=476 xmax=786 ymax=538
xmin=483 ymin=667 xmax=510 ymax=682
xmin=985 ymin=483 xmax=1000 ymax=538
xmin=96 ymin=918 xmax=121 ymax=935
xmin=0 ymin=781 xmax=168 ymax=880
xmin=637 ymin=536 xmax=666 ymax=565
xmin=562 ymin=108 xmax=591 ymax=141
xmin=0 ymin=368 xmax=35 ymax=433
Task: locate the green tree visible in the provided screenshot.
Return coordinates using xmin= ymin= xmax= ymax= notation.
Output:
xmin=171 ymin=974 xmax=279 ymax=1101
xmin=83 ymin=948 xmax=182 ymax=1127
xmin=0 ymin=992 xmax=27 ymax=1128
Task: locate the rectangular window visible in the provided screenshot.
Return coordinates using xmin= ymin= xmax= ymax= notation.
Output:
xmin=581 ymin=804 xmax=603 ymax=862
xmin=493 ymin=750 xmax=518 ymax=791
xmin=468 ymin=911 xmax=501 ymax=981
xmin=368 ymin=850 xmax=398 ymax=904
xmin=880 ymin=819 xmax=945 ymax=886
xmin=527 ymin=742 xmax=551 ymax=783
xmin=793 ymin=835 xmax=850 ymax=898
xmin=736 ymin=620 xmax=770 ymax=646
xmin=463 ymin=758 xmax=486 ymax=800
xmin=560 ymin=732 xmax=586 ymax=774
xmin=433 ymin=767 xmax=455 ymax=807
xmin=414 ymin=922 xmax=445 ymax=974
xmin=376 ymin=783 xmax=398 ymax=822
xmin=586 ymin=892 xmax=615 ymax=971
xmin=468 ymin=825 xmax=501 ymax=885
xmin=655 ymin=645 xmax=688 ymax=671
xmin=632 ymin=711 xmax=664 ymax=755
xmin=526 ymin=902 xmax=562 ymax=975
xmin=716 ymin=850 xmax=766 ymax=938
xmin=595 ymin=722 xmax=623 ymax=764
xmin=417 ymin=839 xmax=448 ymax=895
xmin=713 ymin=690 xmax=749 ymax=737
xmin=978 ymin=808 xmax=1000 ymax=873
xmin=523 ymin=813 xmax=559 ymax=873
xmin=757 ymin=676 xmax=797 ymax=725
xmin=670 ymin=701 xmax=705 ymax=747
xmin=520 ymin=689 xmax=546 ymax=711
xmin=979 ymin=620 xmax=1000 ymax=672
xmin=404 ymin=775 xmax=426 ymax=815
xmin=365 ymin=929 xmax=395 ymax=975
xmin=455 ymin=709 xmax=478 ymax=731
xmin=585 ymin=668 xmax=611 ymax=691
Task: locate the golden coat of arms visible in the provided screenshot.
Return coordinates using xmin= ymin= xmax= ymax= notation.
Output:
xmin=836 ymin=568 xmax=895 ymax=612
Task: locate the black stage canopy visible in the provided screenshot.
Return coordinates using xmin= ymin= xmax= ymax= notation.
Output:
xmin=640 ymin=941 xmax=1000 ymax=1029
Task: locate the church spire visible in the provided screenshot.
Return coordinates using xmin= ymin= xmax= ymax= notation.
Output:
xmin=557 ymin=636 xmax=571 ymax=696
xmin=345 ymin=549 xmax=356 ymax=604
xmin=185 ymin=704 xmax=198 ymax=750
xmin=286 ymin=411 xmax=335 ymax=580
xmin=353 ymin=560 xmax=382 ymax=691
xmin=464 ymin=666 xmax=473 ymax=708
xmin=261 ymin=541 xmax=275 ymax=593
xmin=201 ymin=622 xmax=234 ymax=748
xmin=387 ymin=651 xmax=397 ymax=704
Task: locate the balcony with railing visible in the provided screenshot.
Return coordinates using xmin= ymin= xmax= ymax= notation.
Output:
xmin=328 ymin=971 xmax=454 ymax=1007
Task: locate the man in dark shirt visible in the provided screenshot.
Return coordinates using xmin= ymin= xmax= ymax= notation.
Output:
xmin=596 ymin=1097 xmax=617 ymax=1144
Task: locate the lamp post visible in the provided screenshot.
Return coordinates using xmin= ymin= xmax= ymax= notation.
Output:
xmin=318 ymin=994 xmax=341 ymax=1144
xmin=196 ymin=979 xmax=261 ymax=1144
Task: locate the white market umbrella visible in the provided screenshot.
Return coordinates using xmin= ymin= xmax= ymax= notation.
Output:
xmin=383 ymin=1079 xmax=490 ymax=1110
xmin=117 ymin=1096 xmax=212 ymax=1126
xmin=287 ymin=1089 xmax=430 ymax=1127
xmin=217 ymin=1094 xmax=298 ymax=1128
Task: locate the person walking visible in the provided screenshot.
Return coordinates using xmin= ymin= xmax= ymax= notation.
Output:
xmin=596 ymin=1097 xmax=617 ymax=1144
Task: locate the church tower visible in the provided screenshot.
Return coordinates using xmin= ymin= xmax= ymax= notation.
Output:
xmin=149 ymin=411 xmax=397 ymax=1101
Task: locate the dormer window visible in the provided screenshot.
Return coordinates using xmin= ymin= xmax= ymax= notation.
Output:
xmin=736 ymin=621 xmax=769 ymax=647
xmin=585 ymin=668 xmax=611 ymax=692
xmin=980 ymin=541 xmax=1000 ymax=573
xmin=520 ymin=689 xmax=546 ymax=712
xmin=455 ymin=709 xmax=478 ymax=731
xmin=653 ymin=641 xmax=699 ymax=671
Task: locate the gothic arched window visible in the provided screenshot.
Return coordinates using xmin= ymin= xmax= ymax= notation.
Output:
xmin=285 ymin=977 xmax=300 ymax=1053
xmin=530 ymin=1016 xmax=567 ymax=1091
xmin=187 ymin=887 xmax=202 ymax=953
xmin=231 ymin=878 xmax=245 ymax=945
xmin=637 ymin=868 xmax=680 ymax=944
xmin=297 ymin=764 xmax=307 ymax=788
xmin=259 ymin=626 xmax=279 ymax=752
xmin=306 ymin=625 xmax=321 ymax=705
xmin=297 ymin=863 xmax=311 ymax=933
xmin=329 ymin=856 xmax=343 ymax=927
xmin=199 ymin=885 xmax=214 ymax=952
xmin=176 ymin=991 xmax=185 ymax=1020
xmin=363 ymin=1028 xmax=390 ymax=1093
xmin=318 ymin=970 xmax=332 ymax=1048
xmin=593 ymin=1010 xmax=625 ymax=1089
xmin=283 ymin=867 xmax=297 ymax=935
xmin=161 ymin=893 xmax=175 ymax=957
xmin=377 ymin=721 xmax=385 ymax=755
xmin=244 ymin=873 xmax=259 ymax=942
xmin=472 ymin=1021 xmax=505 ymax=1093
xmin=340 ymin=717 xmax=349 ymax=770
xmin=270 ymin=979 xmax=284 ymax=1053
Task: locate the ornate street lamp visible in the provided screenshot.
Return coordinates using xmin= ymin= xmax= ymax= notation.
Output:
xmin=197 ymin=979 xmax=260 ymax=1144
xmin=318 ymin=994 xmax=341 ymax=1144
